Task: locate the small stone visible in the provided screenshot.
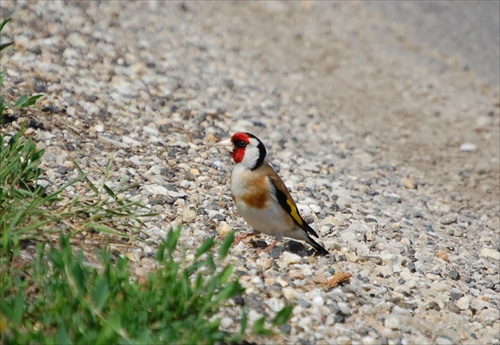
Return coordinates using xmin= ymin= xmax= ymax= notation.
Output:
xmin=337 ymin=336 xmax=352 ymax=345
xmin=449 ymin=269 xmax=460 ymax=280
xmin=407 ymin=262 xmax=416 ymax=272
xmin=250 ymin=276 xmax=263 ymax=285
xmin=298 ymin=315 xmax=312 ymax=332
xmin=257 ymin=257 xmax=272 ymax=270
xmin=312 ymin=273 xmax=328 ymax=284
xmin=281 ymin=252 xmax=302 ymax=266
xmin=220 ymin=317 xmax=233 ymax=329
xmin=384 ymin=315 xmax=400 ymax=330
xmin=311 ymin=295 xmax=324 ymax=307
xmin=447 ymin=301 xmax=462 ymax=314
xmin=283 ymin=287 xmax=296 ymax=300
xmin=129 ymin=155 xmax=145 ymax=166
xmin=279 ymin=323 xmax=292 ymax=334
xmin=204 ymin=133 xmax=218 ymax=143
xmin=480 ymin=248 xmax=500 ymax=261
xmin=435 ymin=251 xmax=449 ymax=261
xmin=289 ymin=270 xmax=304 ymax=279
xmin=182 ymin=208 xmax=197 ymax=222
xmin=336 ymin=195 xmax=352 ymax=209
xmin=426 ymin=301 xmax=441 ymax=311
xmin=402 ymin=177 xmax=416 ymax=189
xmin=456 ymin=295 xmax=471 ymax=310
xmin=125 ymin=252 xmax=138 ymax=262
xmin=66 ymin=107 xmax=76 ymax=116
xmin=190 ymin=168 xmax=200 ymax=176
xmin=460 ymin=143 xmax=477 ymax=151
xmin=440 ymin=214 xmax=457 ymax=225
xmin=435 ymin=335 xmax=454 ymax=345
xmin=264 ymin=297 xmax=284 ymax=312
xmin=218 ymin=222 xmax=231 ymax=236
xmin=264 ymin=277 xmax=276 ymax=286
xmin=386 ymin=193 xmax=401 ymax=203
xmin=337 ymin=302 xmax=351 ymax=315
xmin=95 ymin=124 xmax=104 ymax=132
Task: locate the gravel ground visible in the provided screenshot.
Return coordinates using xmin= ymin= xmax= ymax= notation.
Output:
xmin=2 ymin=1 xmax=499 ymax=344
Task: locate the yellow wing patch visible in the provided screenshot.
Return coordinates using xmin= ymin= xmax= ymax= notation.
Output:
xmin=287 ymin=198 xmax=303 ymax=226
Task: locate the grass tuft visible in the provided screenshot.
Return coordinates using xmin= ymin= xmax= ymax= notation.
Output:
xmin=1 ymin=228 xmax=292 ymax=344
xmin=0 ymin=125 xmax=154 ymax=257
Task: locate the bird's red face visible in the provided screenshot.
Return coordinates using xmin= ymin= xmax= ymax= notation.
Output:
xmin=215 ymin=132 xmax=266 ymax=170
xmin=230 ymin=132 xmax=251 ymax=163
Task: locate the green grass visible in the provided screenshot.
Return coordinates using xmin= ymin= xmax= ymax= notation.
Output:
xmin=1 ymin=228 xmax=293 ymax=344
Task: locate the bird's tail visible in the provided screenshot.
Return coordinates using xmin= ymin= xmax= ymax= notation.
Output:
xmin=305 ymin=234 xmax=329 ymax=256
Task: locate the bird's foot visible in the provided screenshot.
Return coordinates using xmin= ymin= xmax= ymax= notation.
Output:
xmin=234 ymin=231 xmax=258 ymax=244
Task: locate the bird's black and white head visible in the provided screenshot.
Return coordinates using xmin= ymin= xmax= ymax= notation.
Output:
xmin=216 ymin=132 xmax=267 ymax=170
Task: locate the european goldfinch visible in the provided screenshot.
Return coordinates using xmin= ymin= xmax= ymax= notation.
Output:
xmin=216 ymin=132 xmax=329 ymax=256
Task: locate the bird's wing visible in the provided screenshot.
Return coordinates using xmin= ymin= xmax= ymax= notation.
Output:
xmin=263 ymin=164 xmax=319 ymax=238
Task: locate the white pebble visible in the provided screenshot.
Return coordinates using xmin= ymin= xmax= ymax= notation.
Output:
xmin=460 ymin=143 xmax=477 ymax=151
xmin=337 ymin=302 xmax=351 ymax=315
xmin=298 ymin=316 xmax=312 ymax=332
xmin=312 ymin=296 xmax=324 ymax=307
xmin=456 ymin=295 xmax=471 ymax=310
xmin=218 ymin=222 xmax=231 ymax=236
xmin=251 ymin=276 xmax=263 ymax=285
xmin=384 ymin=315 xmax=400 ymax=330
xmin=480 ymin=248 xmax=500 ymax=261
xmin=220 ymin=317 xmax=233 ymax=329
xmin=283 ymin=287 xmax=296 ymax=300
xmin=264 ymin=297 xmax=284 ymax=312
xmin=281 ymin=252 xmax=302 ymax=266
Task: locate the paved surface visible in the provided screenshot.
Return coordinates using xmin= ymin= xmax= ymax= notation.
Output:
xmin=364 ymin=0 xmax=500 ymax=87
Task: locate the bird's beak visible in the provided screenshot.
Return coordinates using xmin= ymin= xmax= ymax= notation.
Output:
xmin=214 ymin=138 xmax=234 ymax=152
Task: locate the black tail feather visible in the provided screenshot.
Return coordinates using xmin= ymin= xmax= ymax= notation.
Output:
xmin=305 ymin=235 xmax=329 ymax=256
xmin=302 ymin=222 xmax=320 ymax=238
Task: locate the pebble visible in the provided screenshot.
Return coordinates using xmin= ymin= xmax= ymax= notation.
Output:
xmin=217 ymin=222 xmax=231 ymax=237
xmin=402 ymin=177 xmax=416 ymax=189
xmin=182 ymin=208 xmax=197 ymax=223
xmin=280 ymin=252 xmax=302 ymax=267
xmin=384 ymin=315 xmax=400 ymax=330
xmin=435 ymin=335 xmax=455 ymax=345
xmin=311 ymin=296 xmax=324 ymax=308
xmin=460 ymin=143 xmax=477 ymax=151
xmin=257 ymin=257 xmax=272 ymax=270
xmin=480 ymin=248 xmax=500 ymax=261
xmin=220 ymin=317 xmax=233 ymax=329
xmin=456 ymin=295 xmax=472 ymax=310
xmin=449 ymin=269 xmax=460 ymax=280
xmin=283 ymin=287 xmax=297 ymax=300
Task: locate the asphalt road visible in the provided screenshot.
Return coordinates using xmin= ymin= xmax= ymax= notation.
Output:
xmin=364 ymin=1 xmax=500 ymax=87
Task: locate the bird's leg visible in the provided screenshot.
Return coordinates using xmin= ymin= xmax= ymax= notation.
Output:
xmin=256 ymin=239 xmax=279 ymax=253
xmin=234 ymin=231 xmax=258 ymax=244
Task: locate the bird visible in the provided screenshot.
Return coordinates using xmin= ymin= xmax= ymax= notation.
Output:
xmin=215 ymin=132 xmax=329 ymax=256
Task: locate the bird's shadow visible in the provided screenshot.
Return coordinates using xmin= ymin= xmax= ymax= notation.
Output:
xmin=249 ymin=239 xmax=316 ymax=258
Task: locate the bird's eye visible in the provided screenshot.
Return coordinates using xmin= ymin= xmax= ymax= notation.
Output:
xmin=234 ymin=140 xmax=247 ymax=148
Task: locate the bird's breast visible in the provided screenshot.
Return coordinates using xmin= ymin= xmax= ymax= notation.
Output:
xmin=230 ymin=166 xmax=269 ymax=209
